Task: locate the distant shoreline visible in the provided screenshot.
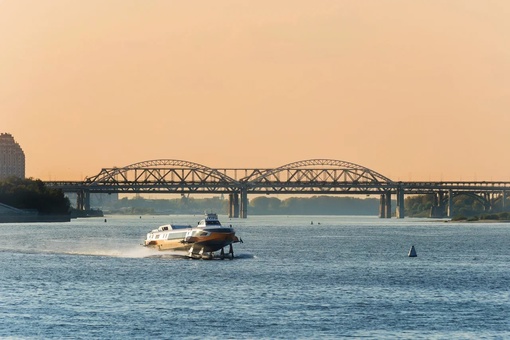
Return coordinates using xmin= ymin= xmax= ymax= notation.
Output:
xmin=0 ymin=214 xmax=71 ymax=223
xmin=455 ymin=220 xmax=510 ymax=223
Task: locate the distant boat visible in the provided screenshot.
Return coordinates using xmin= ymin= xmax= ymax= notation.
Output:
xmin=143 ymin=213 xmax=242 ymax=259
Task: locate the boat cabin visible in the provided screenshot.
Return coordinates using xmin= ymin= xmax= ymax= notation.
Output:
xmin=197 ymin=213 xmax=222 ymax=228
xmin=146 ymin=224 xmax=192 ymax=241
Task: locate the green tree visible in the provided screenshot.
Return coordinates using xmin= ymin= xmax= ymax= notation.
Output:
xmin=250 ymin=196 xmax=282 ymax=214
xmin=0 ymin=177 xmax=70 ymax=214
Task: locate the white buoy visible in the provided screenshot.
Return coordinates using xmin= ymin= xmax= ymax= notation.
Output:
xmin=408 ymin=245 xmax=417 ymax=257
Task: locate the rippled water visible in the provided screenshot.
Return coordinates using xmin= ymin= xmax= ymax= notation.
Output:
xmin=1 ymin=215 xmax=509 ymax=339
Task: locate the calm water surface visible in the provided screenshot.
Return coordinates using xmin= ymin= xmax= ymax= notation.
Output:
xmin=1 ymin=215 xmax=509 ymax=339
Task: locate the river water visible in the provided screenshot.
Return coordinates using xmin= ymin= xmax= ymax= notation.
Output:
xmin=1 ymin=215 xmax=509 ymax=339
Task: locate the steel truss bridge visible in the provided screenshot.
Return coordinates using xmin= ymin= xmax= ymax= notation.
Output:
xmin=46 ymin=159 xmax=510 ymax=218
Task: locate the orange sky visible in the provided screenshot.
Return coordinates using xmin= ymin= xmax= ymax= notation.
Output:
xmin=1 ymin=1 xmax=509 ymax=181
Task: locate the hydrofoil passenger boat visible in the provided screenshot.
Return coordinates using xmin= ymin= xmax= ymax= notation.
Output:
xmin=143 ymin=213 xmax=242 ymax=259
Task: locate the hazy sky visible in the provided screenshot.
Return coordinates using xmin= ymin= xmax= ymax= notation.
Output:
xmin=1 ymin=1 xmax=509 ymax=181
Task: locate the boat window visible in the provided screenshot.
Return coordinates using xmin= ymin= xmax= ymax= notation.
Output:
xmin=206 ymin=221 xmax=221 ymax=226
xmin=155 ymin=235 xmax=160 ymax=239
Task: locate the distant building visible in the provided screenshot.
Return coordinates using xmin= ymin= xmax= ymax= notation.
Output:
xmin=0 ymin=133 xmax=25 ymax=179
xmin=65 ymin=192 xmax=119 ymax=209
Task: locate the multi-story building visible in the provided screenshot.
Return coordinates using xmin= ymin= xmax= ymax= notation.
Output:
xmin=0 ymin=133 xmax=25 ymax=179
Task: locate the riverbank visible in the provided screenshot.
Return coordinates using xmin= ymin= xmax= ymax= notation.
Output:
xmin=0 ymin=214 xmax=71 ymax=223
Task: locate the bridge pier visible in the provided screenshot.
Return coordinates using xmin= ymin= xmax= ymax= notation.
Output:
xmin=379 ymin=192 xmax=392 ymax=218
xmin=503 ymin=190 xmax=506 ymax=210
xmin=228 ymin=193 xmax=240 ymax=218
xmin=396 ymin=188 xmax=405 ymax=219
xmin=385 ymin=192 xmax=392 ymax=218
xmin=77 ymin=192 xmax=83 ymax=210
xmin=379 ymin=194 xmax=385 ymax=218
xmin=447 ymin=189 xmax=453 ymax=218
xmin=76 ymin=190 xmax=91 ymax=211
xmin=240 ymin=188 xmax=248 ymax=219
xmin=430 ymin=192 xmax=446 ymax=218
xmin=484 ymin=193 xmax=492 ymax=212
xmin=85 ymin=191 xmax=90 ymax=210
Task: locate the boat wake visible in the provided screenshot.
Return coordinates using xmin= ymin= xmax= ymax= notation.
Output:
xmin=60 ymin=246 xmax=190 ymax=259
xmin=233 ymin=253 xmax=256 ymax=259
xmin=0 ymin=246 xmax=169 ymax=258
xmin=1 ymin=247 xmax=254 ymax=260
xmin=144 ymin=251 xmax=256 ymax=260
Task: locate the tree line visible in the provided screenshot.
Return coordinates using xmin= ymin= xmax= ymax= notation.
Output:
xmin=105 ymin=195 xmax=380 ymax=215
xmin=107 ymin=193 xmax=510 ymax=219
xmin=404 ymin=193 xmax=509 ymax=219
xmin=0 ymin=177 xmax=70 ymax=214
xmin=5 ymin=177 xmax=505 ymax=219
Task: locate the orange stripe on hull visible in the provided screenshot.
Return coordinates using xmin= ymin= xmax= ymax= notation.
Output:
xmin=145 ymin=239 xmax=189 ymax=251
xmin=187 ymin=232 xmax=238 ymax=253
xmin=145 ymin=233 xmax=238 ymax=252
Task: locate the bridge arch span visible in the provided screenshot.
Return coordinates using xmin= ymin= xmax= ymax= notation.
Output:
xmin=244 ymin=158 xmax=393 ymax=184
xmin=85 ymin=159 xmax=237 ymax=184
xmin=448 ymin=192 xmax=491 ymax=211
